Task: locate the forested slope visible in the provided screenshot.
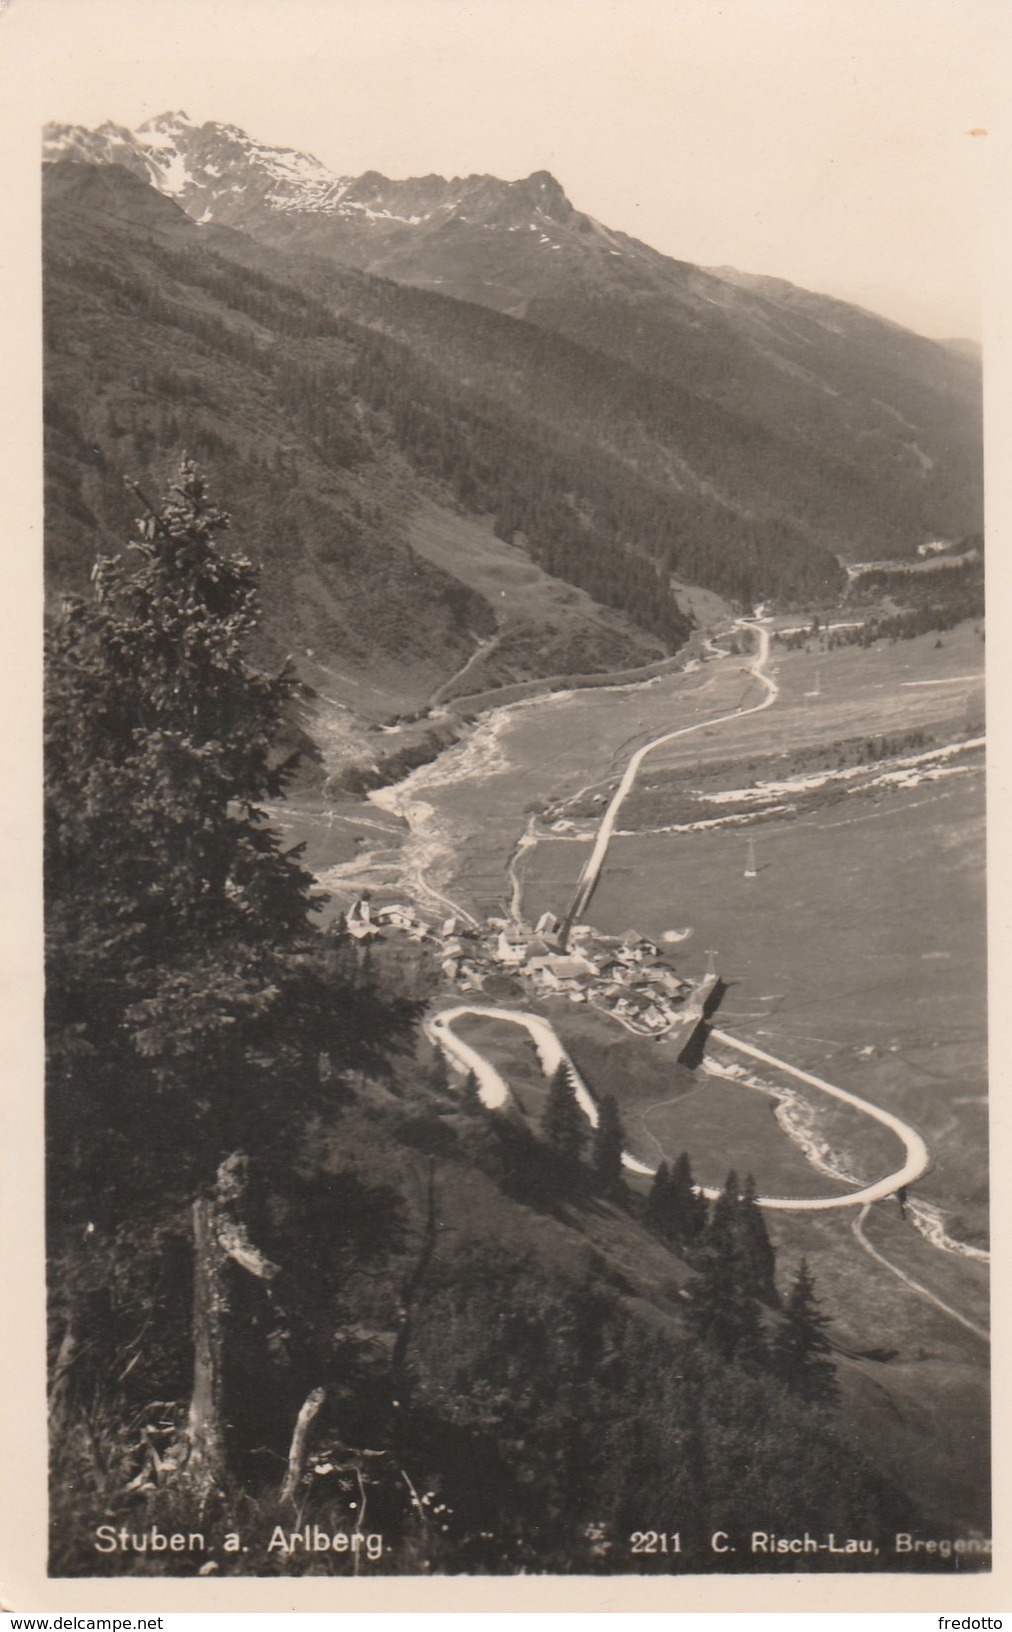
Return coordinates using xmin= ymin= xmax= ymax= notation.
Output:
xmin=50 ymin=156 xmax=985 ymax=680
xmin=43 ymin=163 xmax=672 ymax=707
xmin=44 ymin=115 xmax=984 ymax=593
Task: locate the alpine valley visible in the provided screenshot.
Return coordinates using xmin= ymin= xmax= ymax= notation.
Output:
xmin=42 ymin=112 xmax=989 ymax=1580
xmin=43 ymin=112 xmax=982 ymax=711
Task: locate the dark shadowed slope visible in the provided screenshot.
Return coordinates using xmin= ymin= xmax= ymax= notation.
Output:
xmin=45 ymin=113 xmax=983 ymax=572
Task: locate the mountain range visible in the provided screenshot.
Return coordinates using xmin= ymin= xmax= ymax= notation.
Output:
xmin=44 ymin=110 xmax=726 ymax=309
xmin=42 ymin=113 xmax=984 ymax=711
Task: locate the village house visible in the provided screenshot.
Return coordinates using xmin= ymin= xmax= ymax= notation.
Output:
xmin=537 ymin=952 xmax=597 ymax=981
xmin=346 ymin=896 xmax=381 ymax=941
xmin=364 ymin=888 xmax=693 ymax=1041
xmin=534 ymin=911 xmax=562 ymax=944
xmin=495 ymin=927 xmax=529 ymax=965
xmin=458 ymin=961 xmax=487 ymax=990
xmin=374 ymin=902 xmax=418 ymax=931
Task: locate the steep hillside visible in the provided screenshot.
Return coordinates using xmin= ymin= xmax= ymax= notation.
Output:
xmin=522 ymin=280 xmax=982 ymax=556
xmin=44 ymin=112 xmax=983 ymax=566
xmin=47 ymin=173 xmax=842 ymax=611
xmin=43 ymin=162 xmax=668 ymax=713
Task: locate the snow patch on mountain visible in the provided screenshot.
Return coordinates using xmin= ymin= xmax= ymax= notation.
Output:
xmin=155 ymin=148 xmax=191 ymax=197
xmin=42 ymin=111 xmax=584 ymax=242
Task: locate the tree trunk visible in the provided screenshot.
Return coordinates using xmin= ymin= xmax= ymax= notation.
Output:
xmin=280 ymin=1386 xmax=326 ymax=1506
xmin=185 ymin=1195 xmax=228 ymax=1500
xmin=182 ymin=1155 xmax=280 ymax=1498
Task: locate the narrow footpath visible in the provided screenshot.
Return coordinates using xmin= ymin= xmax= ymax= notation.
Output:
xmin=851 ymin=1204 xmax=989 ymax=1342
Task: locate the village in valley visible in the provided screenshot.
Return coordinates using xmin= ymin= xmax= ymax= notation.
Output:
xmin=343 ymin=893 xmax=717 ymax=1041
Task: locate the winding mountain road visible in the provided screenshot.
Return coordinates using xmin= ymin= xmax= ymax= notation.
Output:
xmin=706 ymin=1030 xmax=931 ymax=1209
xmin=416 ymin=614 xmax=991 ymax=1346
xmin=425 ymin=618 xmax=940 ymax=1215
xmin=426 ymin=1004 xmax=933 ymax=1208
xmin=427 ymin=1003 xmax=647 ymax=1172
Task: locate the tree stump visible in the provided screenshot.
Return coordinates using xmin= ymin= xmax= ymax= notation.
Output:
xmin=183 ymin=1153 xmax=280 ymax=1498
xmin=185 ymin=1195 xmax=229 ymax=1499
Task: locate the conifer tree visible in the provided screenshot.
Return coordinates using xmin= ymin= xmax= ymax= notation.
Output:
xmin=709 ymin=1168 xmax=739 ymax=1253
xmin=772 ymin=1259 xmax=838 ymax=1406
xmin=542 ymin=1061 xmax=586 ymax=1164
xmin=646 ymin=1161 xmax=672 ymax=1233
xmin=45 ymin=457 xmax=415 ymax=1209
xmin=687 ymin=1171 xmax=766 ymax=1365
xmin=669 ymin=1151 xmax=707 ymax=1245
xmin=45 ymin=456 xmax=419 ymax=1492
xmin=428 ymin=1047 xmax=451 ymax=1094
xmin=591 ymin=1093 xmax=625 ymax=1192
xmin=460 ymin=1069 xmax=484 ymax=1114
xmin=646 ymin=1152 xmax=706 ymax=1248
xmin=46 ymin=460 xmax=309 ymax=1195
xmin=687 ymin=1171 xmax=739 ymax=1356
xmin=738 ymin=1173 xmax=778 ymax=1305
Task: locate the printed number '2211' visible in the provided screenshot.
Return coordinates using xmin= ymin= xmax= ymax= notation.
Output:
xmin=629 ymin=1531 xmax=681 ymax=1554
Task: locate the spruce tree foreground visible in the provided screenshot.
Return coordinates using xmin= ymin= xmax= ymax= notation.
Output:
xmin=43 ymin=460 xmax=915 ymax=1575
xmin=45 ymin=460 xmax=417 ymax=1504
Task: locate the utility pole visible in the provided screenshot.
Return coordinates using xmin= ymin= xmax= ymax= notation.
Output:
xmin=745 ymin=836 xmax=757 ymax=879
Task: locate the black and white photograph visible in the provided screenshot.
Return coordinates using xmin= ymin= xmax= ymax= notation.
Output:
xmin=3 ymin=0 xmax=1003 ymax=1603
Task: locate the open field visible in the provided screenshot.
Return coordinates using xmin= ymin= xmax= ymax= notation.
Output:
xmin=858 ymin=1201 xmax=989 ymax=1326
xmin=630 ymin=622 xmax=984 ymax=779
xmin=277 ymin=653 xmax=741 ymax=914
xmin=406 ymin=498 xmax=663 ymax=691
xmin=838 ymin=1352 xmax=990 ymax=1535
xmin=523 ymin=771 xmax=986 ymax=1227
xmin=282 ymin=643 xmax=743 ymax=918
xmin=770 ymin=1203 xmax=985 ymax=1361
xmin=548 ymin=1002 xmax=696 ymax=1123
xmin=352 ymin=638 xmax=773 ymax=916
xmin=341 ymin=622 xmax=985 ymax=925
xmin=264 ymin=794 xmax=411 ymax=927
xmin=453 ymin=1013 xmax=554 ymax=1119
xmin=633 ymin=1072 xmax=856 ymax=1198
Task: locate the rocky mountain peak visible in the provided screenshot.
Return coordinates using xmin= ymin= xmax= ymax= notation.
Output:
xmin=42 ymin=116 xmax=586 ymax=240
xmin=518 ymin=169 xmax=573 ymax=216
xmin=137 ymin=109 xmax=193 ymax=133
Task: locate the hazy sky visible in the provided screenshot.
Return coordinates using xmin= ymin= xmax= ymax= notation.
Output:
xmin=8 ymin=0 xmax=1007 ymax=338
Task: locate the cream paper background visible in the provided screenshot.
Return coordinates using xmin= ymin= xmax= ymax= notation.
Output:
xmin=1 ymin=0 xmax=1008 ymax=1611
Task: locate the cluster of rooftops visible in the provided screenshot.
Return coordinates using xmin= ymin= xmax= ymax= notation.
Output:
xmin=343 ymin=895 xmax=701 ymax=1037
